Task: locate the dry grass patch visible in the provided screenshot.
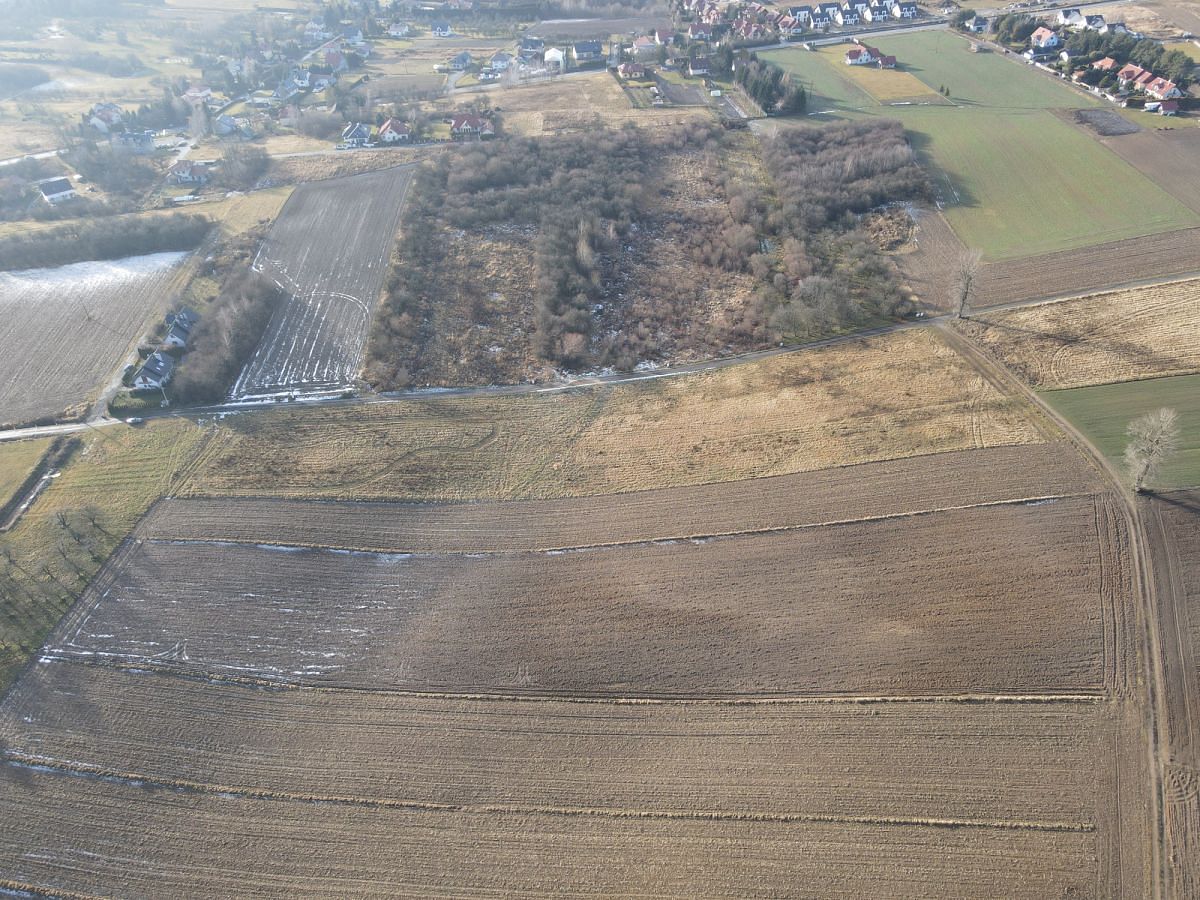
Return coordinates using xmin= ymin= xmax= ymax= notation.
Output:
xmin=0 ymin=438 xmax=50 ymax=507
xmin=959 ymin=278 xmax=1200 ymax=389
xmin=817 ymin=46 xmax=943 ymax=103
xmin=183 ymin=329 xmax=1047 ymax=500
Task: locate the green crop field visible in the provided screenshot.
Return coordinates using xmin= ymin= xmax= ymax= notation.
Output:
xmin=763 ymin=32 xmax=1200 ymax=260
xmin=1044 ymin=374 xmax=1200 ymax=490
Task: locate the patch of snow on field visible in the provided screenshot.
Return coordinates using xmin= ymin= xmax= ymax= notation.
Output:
xmin=0 ymin=251 xmax=186 ymax=288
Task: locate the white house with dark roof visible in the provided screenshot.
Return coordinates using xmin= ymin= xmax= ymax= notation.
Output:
xmin=133 ymin=352 xmax=175 ymax=390
xmin=37 ymin=177 xmax=76 ymax=205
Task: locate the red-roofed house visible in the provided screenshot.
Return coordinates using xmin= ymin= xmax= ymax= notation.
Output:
xmin=1145 ymin=77 xmax=1182 ymax=100
xmin=877 ymin=54 xmax=896 ymax=69
xmin=1030 ymin=26 xmax=1060 ymax=49
xmin=449 ymin=114 xmax=495 ymax=139
xmin=1117 ymin=62 xmax=1144 ymax=85
xmin=1092 ymin=56 xmax=1117 ymax=72
xmin=617 ymin=62 xmax=647 ymax=79
xmin=687 ymin=23 xmax=712 ymax=41
xmin=378 ymin=117 xmax=412 ymax=142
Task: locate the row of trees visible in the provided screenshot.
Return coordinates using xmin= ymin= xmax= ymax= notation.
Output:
xmin=170 ymin=271 xmax=284 ymax=403
xmin=0 ymin=212 xmax=209 ymax=271
xmin=733 ymin=56 xmax=807 ymax=115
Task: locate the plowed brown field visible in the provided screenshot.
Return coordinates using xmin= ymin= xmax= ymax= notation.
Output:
xmin=957 ymin=278 xmax=1200 ymax=389
xmin=899 ymin=208 xmax=1200 ymax=310
xmin=0 ymin=764 xmax=1101 ymax=900
xmin=148 ymin=442 xmax=1098 ymax=552
xmin=48 ymin=492 xmax=1126 ymax=697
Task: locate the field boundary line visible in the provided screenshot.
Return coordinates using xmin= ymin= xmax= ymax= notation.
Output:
xmin=0 ymin=877 xmax=100 ymax=900
xmin=139 ymin=491 xmax=1097 ymax=557
xmin=32 ymin=656 xmax=1108 ymax=705
xmin=1 ymin=752 xmax=1098 ymax=834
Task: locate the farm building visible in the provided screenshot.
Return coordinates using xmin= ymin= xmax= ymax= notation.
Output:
xmin=37 ymin=178 xmax=76 ymax=205
xmin=377 ymin=118 xmax=412 ymax=142
xmin=133 ymin=351 xmax=175 ymax=390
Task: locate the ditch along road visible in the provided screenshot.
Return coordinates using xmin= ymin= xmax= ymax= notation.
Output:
xmin=2 ymin=268 xmax=1200 ymax=445
xmin=936 ymin=323 xmax=1178 ymax=900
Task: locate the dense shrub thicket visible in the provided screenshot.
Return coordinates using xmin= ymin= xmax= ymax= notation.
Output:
xmin=170 ymin=272 xmax=284 ymax=404
xmin=366 ymin=119 xmax=928 ymax=387
xmin=758 ymin=121 xmax=930 ymax=337
xmin=0 ymin=213 xmax=209 ymax=271
xmin=734 ymin=57 xmax=807 ymax=114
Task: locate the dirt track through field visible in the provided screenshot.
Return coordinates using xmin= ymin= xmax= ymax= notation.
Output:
xmin=233 ymin=167 xmax=412 ymax=397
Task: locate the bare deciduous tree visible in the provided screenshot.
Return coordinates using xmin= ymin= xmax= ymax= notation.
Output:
xmin=951 ymin=249 xmax=982 ymax=318
xmin=1124 ymin=407 xmax=1180 ymax=492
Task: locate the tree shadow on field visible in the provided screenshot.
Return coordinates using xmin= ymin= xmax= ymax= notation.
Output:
xmin=903 ymin=129 xmax=980 ymax=209
xmin=1150 ymin=490 xmax=1200 ymax=518
xmin=968 ymin=316 xmax=1192 ymax=374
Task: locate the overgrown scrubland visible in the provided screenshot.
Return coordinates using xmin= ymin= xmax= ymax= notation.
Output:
xmin=366 ymin=120 xmax=929 ymax=389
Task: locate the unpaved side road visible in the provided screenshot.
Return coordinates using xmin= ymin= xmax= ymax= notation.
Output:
xmin=938 ymin=322 xmax=1170 ymax=899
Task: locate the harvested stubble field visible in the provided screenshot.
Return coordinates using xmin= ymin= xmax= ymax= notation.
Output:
xmin=150 ymin=443 xmax=1099 ymax=552
xmin=957 ymin=278 xmax=1200 ymax=389
xmin=0 ymin=252 xmax=188 ymax=426
xmin=48 ymin=491 xmax=1127 ymax=696
xmin=0 ymin=763 xmax=1101 ymax=899
xmin=185 ymin=329 xmax=1048 ymax=499
xmin=233 ymin=167 xmax=412 ymax=397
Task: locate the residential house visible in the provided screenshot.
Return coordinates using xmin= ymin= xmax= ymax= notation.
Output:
xmin=1056 ymin=8 xmax=1084 ymax=27
xmin=966 ymin=15 xmax=987 ymax=32
xmin=304 ymin=20 xmax=331 ymax=42
xmin=1092 ymin=56 xmax=1118 ymax=72
xmin=133 ymin=352 xmax=175 ymax=391
xmin=183 ymin=84 xmax=212 ymax=105
xmin=890 ymin=1 xmax=918 ymax=18
xmin=573 ymin=40 xmax=603 ymax=63
xmin=377 ymin=117 xmax=412 ymax=142
xmin=341 ymin=121 xmax=373 ymax=146
xmin=655 ymin=28 xmax=674 ymax=44
xmin=776 ymin=14 xmax=806 ymax=35
xmin=617 ymin=61 xmax=647 ymax=78
xmin=388 ymin=22 xmax=411 ymax=37
xmin=687 ymin=23 xmax=713 ymax=41
xmin=520 ymin=35 xmax=549 ymax=59
xmin=325 ymin=50 xmax=348 ymax=72
xmin=632 ymin=35 xmax=658 ymax=57
xmin=835 ymin=4 xmax=860 ymax=25
xmin=449 ymin=114 xmax=494 ymax=139
xmin=788 ymin=5 xmax=814 ymax=24
xmin=817 ymin=2 xmax=841 ymax=24
xmin=1145 ymin=76 xmax=1182 ymax=99
xmin=490 ymin=51 xmax=513 ymax=71
xmin=845 ymin=44 xmax=876 ymax=64
xmin=163 ymin=309 xmax=199 ymax=349
xmin=689 ymin=55 xmax=710 ymax=75
xmin=167 ymin=161 xmax=211 ymax=185
xmin=432 ymin=22 xmax=452 ymax=37
xmin=1030 ymin=26 xmax=1060 ymax=49
xmin=111 ymin=130 xmax=155 ymax=154
xmin=448 ymin=50 xmax=472 ymax=70
xmin=37 ymin=177 xmax=76 ymax=205
xmin=1085 ymin=15 xmax=1105 ymax=30
xmin=878 ymin=53 xmax=897 ymax=68
xmin=864 ymin=1 xmax=889 ymax=21
xmin=544 ymin=46 xmax=566 ymax=69
xmin=1099 ymin=21 xmax=1131 ymax=36
xmin=87 ymin=102 xmax=124 ymax=134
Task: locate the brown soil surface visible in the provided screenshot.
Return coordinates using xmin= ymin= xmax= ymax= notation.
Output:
xmin=0 ymin=662 xmax=1111 ymax=825
xmin=956 ymin=278 xmax=1200 ymax=389
xmin=153 ymin=443 xmax=1099 ymax=551
xmin=49 ymin=493 xmax=1124 ymax=696
xmin=1142 ymin=490 xmax=1200 ymax=897
xmin=1099 ymin=128 xmax=1200 ymax=215
xmin=899 ymin=206 xmax=1200 ymax=310
xmin=0 ymin=764 xmax=1101 ymax=899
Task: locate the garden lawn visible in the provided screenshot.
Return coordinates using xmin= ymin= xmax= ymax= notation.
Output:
xmin=1044 ymin=374 xmax=1200 ymax=490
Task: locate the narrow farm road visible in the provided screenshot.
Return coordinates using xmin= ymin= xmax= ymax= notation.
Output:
xmin=936 ymin=321 xmax=1173 ymax=900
